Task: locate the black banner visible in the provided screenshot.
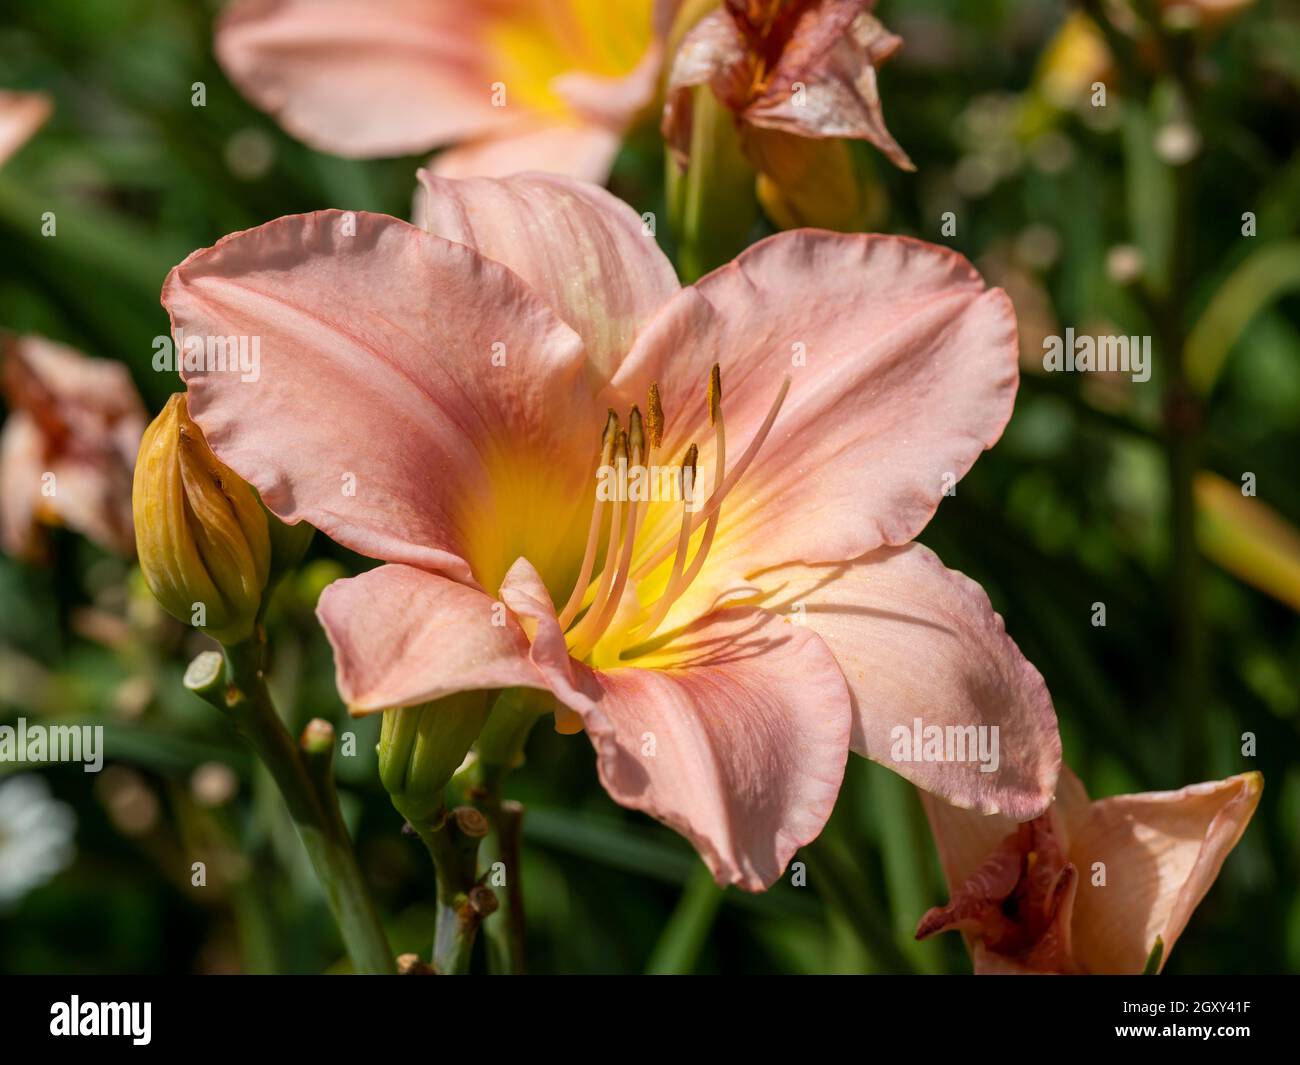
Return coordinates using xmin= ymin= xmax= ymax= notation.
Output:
xmin=0 ymin=975 xmax=1287 ymax=1052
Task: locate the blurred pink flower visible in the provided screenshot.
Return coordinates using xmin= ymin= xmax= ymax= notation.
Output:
xmin=216 ymin=0 xmax=677 ymax=181
xmin=161 ymin=172 xmax=1059 ymax=890
xmin=0 ymin=90 xmax=51 ymax=168
xmin=1 ymin=336 xmax=146 ymax=559
xmin=662 ymin=0 xmax=914 ymax=171
xmin=917 ymin=767 xmax=1262 ymax=973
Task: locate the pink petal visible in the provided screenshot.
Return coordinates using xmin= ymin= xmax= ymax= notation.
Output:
xmin=971 ymin=946 xmax=1046 ymax=975
xmin=1 ymin=335 xmax=144 ymax=558
xmin=317 ymin=563 xmax=542 ymax=712
xmin=427 ymin=123 xmax=623 ymax=184
xmin=163 ymin=210 xmax=597 ymax=594
xmin=215 ymin=0 xmax=509 ymax=158
xmin=498 ymin=556 xmax=591 ymax=713
xmin=750 ymin=544 xmax=1059 ymax=819
xmin=582 ymin=610 xmax=851 ymax=891
xmin=419 ymin=171 xmax=679 ymax=389
xmin=920 ymin=765 xmax=1089 ymax=892
xmin=1064 ymin=772 xmax=1263 ymax=974
xmin=498 ymin=558 xmax=852 ymax=891
xmin=610 ymin=231 xmax=1019 ymax=607
xmin=0 ymin=91 xmax=51 ymax=168
xmin=551 ymin=37 xmax=664 ymax=130
xmin=661 ymin=10 xmax=750 ymax=161
xmin=920 ymin=790 xmax=1021 ymax=896
xmin=748 ymin=10 xmax=914 ymax=171
xmin=0 ymin=412 xmax=44 ymax=558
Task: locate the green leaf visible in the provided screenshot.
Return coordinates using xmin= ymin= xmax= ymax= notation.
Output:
xmin=644 ymin=862 xmax=724 ymax=975
xmin=1142 ymin=936 xmax=1165 ymax=975
xmin=1186 ymin=241 xmax=1300 ymax=397
xmin=1121 ymin=98 xmax=1176 ymax=298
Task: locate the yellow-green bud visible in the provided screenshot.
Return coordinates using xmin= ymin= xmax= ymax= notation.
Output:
xmin=132 ymin=393 xmax=270 ymax=644
xmin=263 ymin=499 xmax=314 ymax=590
xmin=377 ymin=691 xmax=492 ymax=826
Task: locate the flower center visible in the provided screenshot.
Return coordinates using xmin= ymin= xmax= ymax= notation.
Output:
xmin=556 ymin=364 xmax=790 ymax=664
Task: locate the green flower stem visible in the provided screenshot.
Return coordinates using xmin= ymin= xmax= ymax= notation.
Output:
xmin=480 ymin=764 xmax=527 ymax=975
xmin=666 ymin=87 xmax=758 ymax=283
xmin=474 ymin=688 xmax=547 ymax=974
xmin=476 ymin=690 xmax=546 ymax=974
xmin=185 ymin=642 xmax=394 ymax=974
xmin=408 ymin=806 xmax=495 ymax=975
xmin=494 ymin=799 xmax=527 ymax=974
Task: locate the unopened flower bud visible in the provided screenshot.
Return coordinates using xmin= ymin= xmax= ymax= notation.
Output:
xmin=377 ymin=691 xmax=491 ymax=826
xmin=132 ymin=393 xmax=269 ymax=644
xmin=264 ymin=499 xmax=314 ymax=590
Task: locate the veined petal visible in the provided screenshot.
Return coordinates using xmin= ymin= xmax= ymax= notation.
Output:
xmin=317 ymin=563 xmax=542 ymax=712
xmin=1064 ymin=772 xmax=1263 ymax=974
xmin=163 ymin=210 xmax=597 ymax=596
xmin=577 ymin=606 xmax=851 ymax=890
xmin=746 ymin=544 xmax=1060 ymax=819
xmin=610 ymin=231 xmax=1019 ymax=602
xmin=748 ymin=10 xmax=914 ymax=170
xmin=215 ymin=0 xmax=511 ymax=158
xmin=419 ymin=171 xmax=679 ymax=389
xmin=498 ymin=557 xmax=851 ymax=890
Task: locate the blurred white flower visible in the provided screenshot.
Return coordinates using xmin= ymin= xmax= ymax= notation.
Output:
xmin=0 ymin=774 xmax=75 ymax=906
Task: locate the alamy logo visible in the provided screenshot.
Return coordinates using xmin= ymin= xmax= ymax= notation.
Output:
xmin=152 ymin=327 xmax=261 ymax=382
xmin=596 ymin=457 xmax=700 ymax=511
xmin=889 ymin=718 xmax=1000 ymax=773
xmin=50 ymin=997 xmax=151 ymax=1045
xmin=0 ymin=718 xmax=103 ymax=772
xmin=1042 ymin=328 xmax=1151 ymax=382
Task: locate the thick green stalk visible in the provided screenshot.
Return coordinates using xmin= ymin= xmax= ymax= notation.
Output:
xmin=407 ymin=806 xmax=495 ymax=975
xmin=474 ymin=688 xmax=547 ymax=974
xmin=185 ymin=643 xmax=394 ymax=974
xmin=666 ymin=88 xmax=758 ymax=283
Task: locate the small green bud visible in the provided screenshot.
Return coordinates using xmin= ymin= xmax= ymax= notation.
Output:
xmin=377 ymin=691 xmax=492 ymax=826
xmin=263 ymin=498 xmax=314 ymax=590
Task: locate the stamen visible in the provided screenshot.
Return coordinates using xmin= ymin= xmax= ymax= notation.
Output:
xmin=556 ymin=410 xmax=619 ymax=629
xmin=623 ymin=442 xmax=701 ymax=645
xmin=628 ymin=406 xmax=645 ymax=465
xmin=633 ymin=375 xmax=790 ymax=581
xmin=646 ymin=384 xmax=664 ymax=449
xmin=569 ymin=434 xmax=645 ymax=660
xmin=565 ymin=429 xmax=632 ymax=655
xmin=677 ymin=389 xmax=725 ymax=594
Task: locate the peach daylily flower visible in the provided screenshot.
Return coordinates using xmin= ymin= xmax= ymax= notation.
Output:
xmin=160 ymin=172 xmax=1059 ymax=889
xmin=1 ymin=336 xmax=146 ymax=560
xmin=216 ymin=0 xmax=676 ymax=182
xmin=0 ymin=90 xmax=51 ymax=168
xmin=663 ymin=0 xmax=914 ymax=172
xmin=916 ymin=767 xmax=1262 ymax=973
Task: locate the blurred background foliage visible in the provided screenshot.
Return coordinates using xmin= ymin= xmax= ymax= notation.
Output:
xmin=0 ymin=0 xmax=1297 ymax=974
